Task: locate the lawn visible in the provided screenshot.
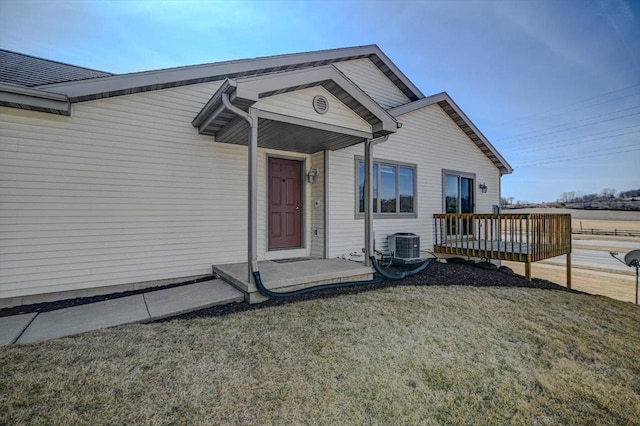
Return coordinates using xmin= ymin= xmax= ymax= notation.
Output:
xmin=1 ymin=285 xmax=639 ymax=424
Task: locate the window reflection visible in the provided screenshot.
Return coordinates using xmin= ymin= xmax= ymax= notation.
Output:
xmin=380 ymin=165 xmax=396 ymax=213
xmin=400 ymin=167 xmax=414 ymax=213
xmin=357 ymin=160 xmax=415 ymax=215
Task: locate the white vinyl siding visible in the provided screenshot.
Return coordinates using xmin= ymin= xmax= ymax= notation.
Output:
xmin=334 ymin=58 xmax=410 ymax=109
xmin=309 ymin=151 xmax=325 ymax=258
xmin=327 ymin=104 xmax=501 ymax=257
xmin=255 ymin=86 xmax=371 ymax=133
xmin=0 ymin=82 xmax=256 ymax=299
xmin=1 ymin=62 xmax=500 ymax=301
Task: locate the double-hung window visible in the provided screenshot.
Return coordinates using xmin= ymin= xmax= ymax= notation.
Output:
xmin=356 ymin=157 xmax=417 ymax=218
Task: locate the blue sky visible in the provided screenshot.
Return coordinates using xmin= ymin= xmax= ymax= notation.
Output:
xmin=1 ymin=0 xmax=638 ymax=202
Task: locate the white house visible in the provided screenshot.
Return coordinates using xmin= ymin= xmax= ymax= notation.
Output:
xmin=0 ymin=45 xmax=512 ymax=307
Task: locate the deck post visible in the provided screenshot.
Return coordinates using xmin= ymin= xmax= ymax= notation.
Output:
xmin=525 ymin=260 xmax=531 ymax=282
xmin=566 ymin=252 xmax=572 ymax=289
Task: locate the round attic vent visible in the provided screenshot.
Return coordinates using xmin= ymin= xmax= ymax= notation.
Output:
xmin=313 ymin=95 xmax=329 ymax=114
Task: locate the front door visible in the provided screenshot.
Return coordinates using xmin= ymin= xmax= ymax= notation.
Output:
xmin=268 ymin=157 xmax=302 ymax=250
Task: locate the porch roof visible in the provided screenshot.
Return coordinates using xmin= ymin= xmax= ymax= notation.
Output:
xmin=192 ymin=65 xmax=399 ymax=154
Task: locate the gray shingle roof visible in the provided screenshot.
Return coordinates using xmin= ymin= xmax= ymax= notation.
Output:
xmin=0 ymin=49 xmax=114 ymax=87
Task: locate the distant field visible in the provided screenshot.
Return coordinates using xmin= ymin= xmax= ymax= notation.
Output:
xmin=506 ymin=207 xmax=640 ymax=221
xmin=573 ymin=219 xmax=640 ymax=234
xmin=506 ymin=208 xmax=640 ymax=234
xmin=502 ymin=211 xmax=639 ymax=303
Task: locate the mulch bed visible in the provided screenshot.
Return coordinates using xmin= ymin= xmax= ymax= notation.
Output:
xmin=158 ymin=259 xmax=581 ymax=322
xmin=0 ymin=259 xmax=580 ymax=320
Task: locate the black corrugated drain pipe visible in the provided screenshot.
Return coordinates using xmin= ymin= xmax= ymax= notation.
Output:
xmin=252 ymin=256 xmax=435 ymax=298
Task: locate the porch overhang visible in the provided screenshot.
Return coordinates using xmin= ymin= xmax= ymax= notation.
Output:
xmin=192 ymin=65 xmax=399 ymax=153
xmin=0 ymin=83 xmax=70 ymax=115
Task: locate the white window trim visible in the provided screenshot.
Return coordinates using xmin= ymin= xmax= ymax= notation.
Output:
xmin=355 ymin=155 xmax=418 ymax=219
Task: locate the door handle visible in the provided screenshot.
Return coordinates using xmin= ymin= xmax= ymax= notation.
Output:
xmin=295 ymin=207 xmax=300 ymax=210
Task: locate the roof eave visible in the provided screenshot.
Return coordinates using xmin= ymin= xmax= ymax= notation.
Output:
xmin=0 ymin=83 xmax=70 ymax=115
xmin=33 ymin=45 xmax=423 ymax=104
xmin=389 ymin=93 xmax=514 ymax=175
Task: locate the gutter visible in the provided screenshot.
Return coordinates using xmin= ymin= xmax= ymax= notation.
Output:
xmin=221 ymin=93 xmax=259 ymax=284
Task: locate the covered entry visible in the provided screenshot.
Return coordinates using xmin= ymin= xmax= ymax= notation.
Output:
xmin=192 ymin=65 xmax=399 ymax=293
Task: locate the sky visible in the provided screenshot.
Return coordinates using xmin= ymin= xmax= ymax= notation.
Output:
xmin=1 ymin=0 xmax=638 ymax=203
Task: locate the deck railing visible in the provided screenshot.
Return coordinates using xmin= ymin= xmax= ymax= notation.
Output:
xmin=433 ymin=214 xmax=572 ymax=285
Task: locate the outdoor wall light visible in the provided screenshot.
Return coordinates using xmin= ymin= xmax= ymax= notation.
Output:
xmin=307 ymin=168 xmax=319 ymax=183
xmin=479 ymin=183 xmax=488 ymax=193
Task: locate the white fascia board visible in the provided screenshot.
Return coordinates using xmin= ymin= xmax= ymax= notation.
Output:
xmin=194 ymin=66 xmax=399 ymax=135
xmin=0 ymin=83 xmax=70 ymax=115
xmin=33 ymin=45 xmax=423 ymax=104
xmin=387 ymin=92 xmax=448 ymax=117
xmin=389 ymin=92 xmax=514 ymax=175
xmin=191 ymin=79 xmax=237 ymax=127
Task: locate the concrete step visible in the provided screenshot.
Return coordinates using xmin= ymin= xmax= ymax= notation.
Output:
xmin=213 ymin=259 xmax=374 ymax=303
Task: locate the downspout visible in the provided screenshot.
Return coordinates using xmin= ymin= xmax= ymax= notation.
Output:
xmin=364 ymin=135 xmax=389 ymax=267
xmin=221 ymin=93 xmax=259 ymax=283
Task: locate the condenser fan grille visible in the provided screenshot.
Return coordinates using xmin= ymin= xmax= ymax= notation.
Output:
xmin=388 ymin=233 xmax=421 ymax=264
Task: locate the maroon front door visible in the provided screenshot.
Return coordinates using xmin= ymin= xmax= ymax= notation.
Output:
xmin=268 ymin=157 xmax=302 ymax=250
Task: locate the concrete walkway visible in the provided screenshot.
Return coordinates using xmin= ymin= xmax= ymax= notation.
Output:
xmin=0 ymin=280 xmax=244 ymax=346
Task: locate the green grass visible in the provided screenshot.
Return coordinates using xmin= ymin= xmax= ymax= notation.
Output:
xmin=1 ymin=286 xmax=639 ymax=425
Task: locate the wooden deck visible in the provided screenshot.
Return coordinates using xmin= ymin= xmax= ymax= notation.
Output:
xmin=433 ymin=214 xmax=572 ymax=286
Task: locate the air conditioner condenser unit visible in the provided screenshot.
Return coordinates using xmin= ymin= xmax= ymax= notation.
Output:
xmin=388 ymin=233 xmax=421 ymax=265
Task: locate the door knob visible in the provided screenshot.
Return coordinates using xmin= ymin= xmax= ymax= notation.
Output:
xmin=295 ymin=207 xmax=300 ymax=210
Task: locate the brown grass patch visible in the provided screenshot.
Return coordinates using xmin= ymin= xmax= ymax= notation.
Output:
xmin=573 ymin=218 xmax=640 ymax=233
xmin=1 ymin=286 xmax=639 ymax=424
xmin=504 ymin=261 xmax=637 ymax=303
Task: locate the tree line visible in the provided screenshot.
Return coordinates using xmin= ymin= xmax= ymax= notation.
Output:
xmin=501 ymin=187 xmax=640 ymax=206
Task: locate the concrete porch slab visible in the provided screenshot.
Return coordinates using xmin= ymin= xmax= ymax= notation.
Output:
xmin=0 ymin=313 xmax=37 ymax=346
xmin=144 ymin=280 xmax=244 ymax=320
xmin=213 ymin=258 xmax=374 ymax=303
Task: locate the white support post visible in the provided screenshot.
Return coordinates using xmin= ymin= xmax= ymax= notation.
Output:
xmin=364 ymin=140 xmax=373 ymax=267
xmin=248 ymin=107 xmax=258 ymax=283
xmin=221 ymin=93 xmax=259 ymax=284
xmin=364 ymin=135 xmax=389 ymax=267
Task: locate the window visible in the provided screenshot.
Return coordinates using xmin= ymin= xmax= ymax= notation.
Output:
xmin=357 ymin=158 xmax=417 ymax=217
